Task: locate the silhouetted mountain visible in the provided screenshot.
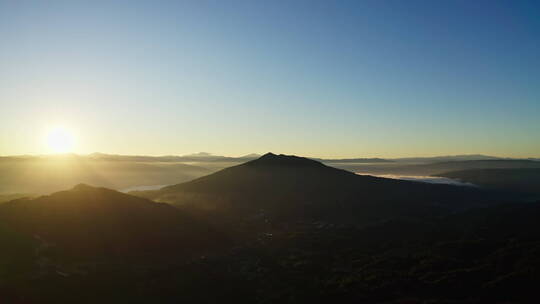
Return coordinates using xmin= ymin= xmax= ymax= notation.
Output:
xmin=0 ymin=184 xmax=227 ymax=260
xmin=184 ymin=152 xmax=214 ymax=157
xmin=136 ymin=153 xmax=495 ymax=226
xmin=249 ymin=152 xmax=327 ymax=167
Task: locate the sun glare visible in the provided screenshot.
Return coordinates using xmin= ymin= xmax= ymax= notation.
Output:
xmin=46 ymin=127 xmax=75 ymax=153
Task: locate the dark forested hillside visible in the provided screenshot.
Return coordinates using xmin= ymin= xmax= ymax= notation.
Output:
xmin=2 ymin=195 xmax=539 ymax=303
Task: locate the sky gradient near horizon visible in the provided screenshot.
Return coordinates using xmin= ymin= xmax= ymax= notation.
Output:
xmin=1 ymin=0 xmax=539 ymax=158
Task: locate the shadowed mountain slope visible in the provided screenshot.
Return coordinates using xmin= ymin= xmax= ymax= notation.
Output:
xmin=0 ymin=184 xmax=227 ymax=259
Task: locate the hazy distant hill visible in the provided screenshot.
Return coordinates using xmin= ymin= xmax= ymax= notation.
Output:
xmin=0 ymin=184 xmax=226 ymax=260
xmin=0 ymin=154 xmax=211 ymax=195
xmin=134 ymin=153 xmax=494 ymax=226
xmin=0 ymin=193 xmax=32 ymax=203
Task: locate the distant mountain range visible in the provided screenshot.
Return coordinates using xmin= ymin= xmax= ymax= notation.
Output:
xmin=6 ymin=152 xmax=532 ymax=164
xmin=86 ymin=153 xmax=394 ymax=163
xmin=86 ymin=152 xmax=536 ymax=164
xmin=87 ymin=152 xmax=261 ymax=163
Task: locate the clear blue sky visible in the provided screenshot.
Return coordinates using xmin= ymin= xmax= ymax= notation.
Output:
xmin=1 ymin=0 xmax=539 ymax=157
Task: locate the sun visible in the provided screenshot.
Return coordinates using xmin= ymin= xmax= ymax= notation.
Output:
xmin=46 ymin=127 xmax=75 ymax=153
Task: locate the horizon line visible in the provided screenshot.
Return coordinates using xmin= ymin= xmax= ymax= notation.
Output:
xmin=2 ymin=152 xmax=539 ymax=160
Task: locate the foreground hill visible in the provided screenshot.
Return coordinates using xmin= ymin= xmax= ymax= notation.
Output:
xmin=3 ymin=186 xmax=538 ymax=303
xmin=134 ymin=153 xmax=495 ymax=226
xmin=0 ymin=184 xmax=227 ymax=260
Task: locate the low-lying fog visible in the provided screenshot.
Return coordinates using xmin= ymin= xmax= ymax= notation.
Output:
xmin=121 ymin=184 xmax=168 ymax=192
xmin=124 ymin=174 xmax=476 ymax=194
xmin=357 ymin=173 xmax=476 ymax=187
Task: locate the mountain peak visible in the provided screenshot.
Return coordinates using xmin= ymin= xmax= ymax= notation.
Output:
xmin=184 ymin=152 xmax=213 ymax=157
xmin=246 ymin=153 xmax=326 ymax=168
xmin=71 ymin=183 xmax=96 ymax=191
xmin=261 ymin=152 xmax=277 ymax=158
